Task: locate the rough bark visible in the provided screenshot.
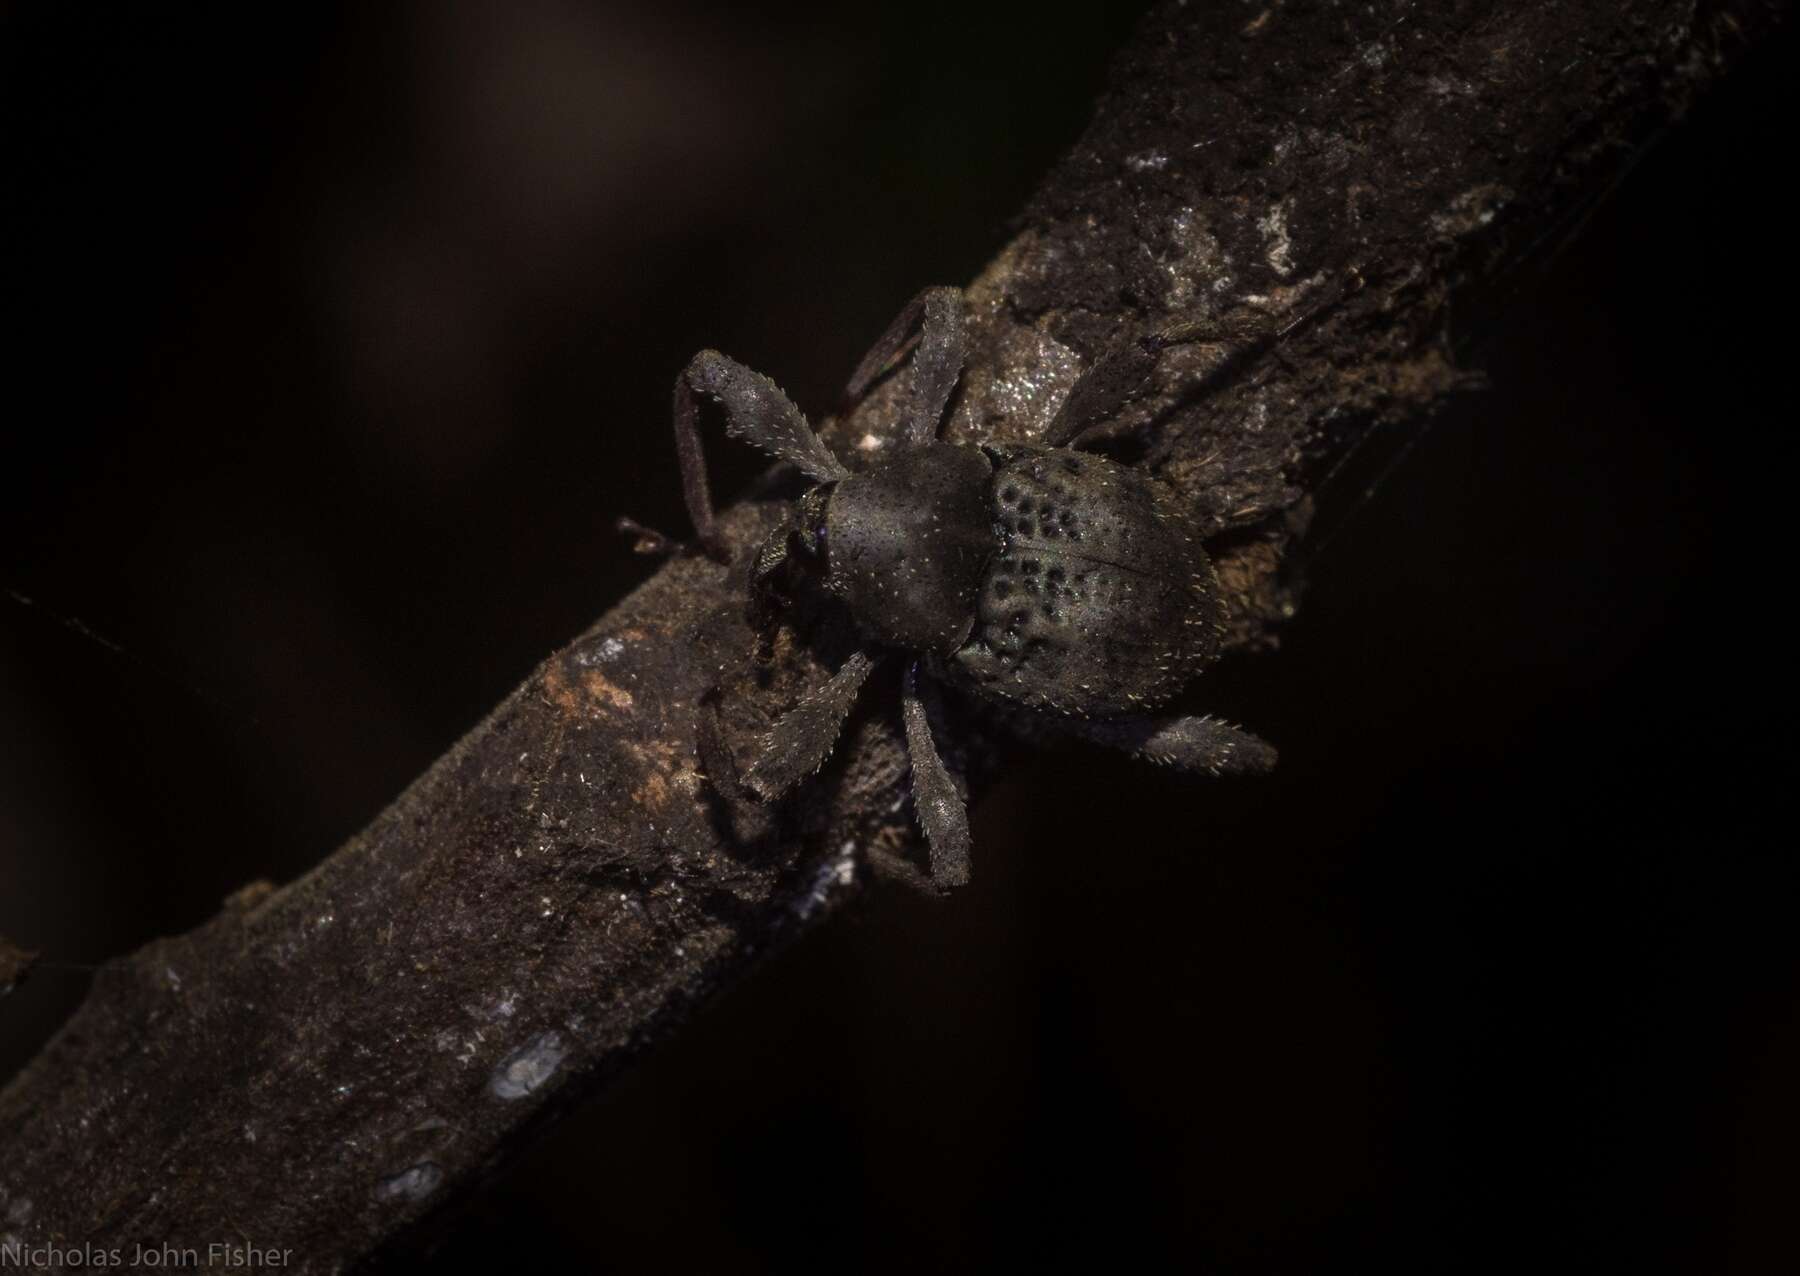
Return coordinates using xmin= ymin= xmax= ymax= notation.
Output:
xmin=0 ymin=1 xmax=1781 ymax=1270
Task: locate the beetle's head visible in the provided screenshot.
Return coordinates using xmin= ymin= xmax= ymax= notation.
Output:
xmin=747 ymin=484 xmax=835 ymax=643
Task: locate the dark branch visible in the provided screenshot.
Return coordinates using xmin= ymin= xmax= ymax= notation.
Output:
xmin=0 ymin=0 xmax=1782 ymax=1268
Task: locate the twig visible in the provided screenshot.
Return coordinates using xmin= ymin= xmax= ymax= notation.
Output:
xmin=0 ymin=1 xmax=1782 ymax=1269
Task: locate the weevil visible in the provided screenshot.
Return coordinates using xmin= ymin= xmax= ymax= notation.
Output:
xmin=629 ymin=287 xmax=1277 ymax=890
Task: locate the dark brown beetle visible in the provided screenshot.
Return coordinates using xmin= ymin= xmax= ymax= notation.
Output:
xmin=627 ymin=287 xmax=1275 ymax=890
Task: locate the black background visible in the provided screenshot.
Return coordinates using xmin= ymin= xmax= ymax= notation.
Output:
xmin=2 ymin=3 xmax=1794 ymax=1272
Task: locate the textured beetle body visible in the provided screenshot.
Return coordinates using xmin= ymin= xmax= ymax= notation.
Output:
xmin=820 ymin=443 xmax=1224 ymax=719
xmin=947 ymin=446 xmax=1224 ymax=718
xmin=630 ymin=285 xmax=1275 ymax=890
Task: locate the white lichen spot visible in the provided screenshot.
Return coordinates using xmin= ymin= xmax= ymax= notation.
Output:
xmin=1257 ymin=202 xmax=1294 ymax=276
xmin=1430 ymin=184 xmax=1512 ymax=236
xmin=164 ymin=967 xmax=182 ymax=992
xmin=794 ymin=842 xmax=859 ymax=922
xmin=373 ymin=1162 xmax=443 ymax=1204
xmin=489 ymin=991 xmax=518 ymax=1021
xmin=1125 ymin=149 xmax=1169 ymax=172
xmin=1162 ymin=207 xmax=1228 ymax=308
xmin=489 ymin=1031 xmax=567 ymax=1100
xmin=456 ymin=1028 xmax=486 ymax=1066
xmin=1360 ymin=41 xmax=1389 ymax=69
xmin=858 ymin=432 xmax=884 ymax=452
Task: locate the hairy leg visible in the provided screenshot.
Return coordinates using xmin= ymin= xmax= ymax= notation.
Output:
xmin=843 ymin=287 xmax=967 ymax=446
xmin=902 ymin=661 xmax=973 ymax=889
xmin=1061 ymin=713 xmax=1278 ymax=776
xmin=641 ymin=349 xmax=849 ymax=563
xmin=745 ymin=649 xmax=880 ymax=799
xmin=1040 ymin=315 xmax=1273 ymax=451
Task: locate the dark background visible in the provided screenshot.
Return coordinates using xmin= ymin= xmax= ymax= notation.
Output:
xmin=2 ymin=2 xmax=1794 ymax=1271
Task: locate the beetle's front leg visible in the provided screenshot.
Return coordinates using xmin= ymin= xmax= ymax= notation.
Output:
xmin=745 ymin=649 xmax=881 ymax=800
xmin=622 ymin=350 xmax=851 ymax=565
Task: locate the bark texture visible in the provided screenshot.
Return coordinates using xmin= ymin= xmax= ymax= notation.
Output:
xmin=1 ymin=1 xmax=1782 ymax=1269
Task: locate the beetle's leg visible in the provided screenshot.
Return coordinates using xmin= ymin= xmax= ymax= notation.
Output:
xmin=843 ymin=287 xmax=966 ymax=447
xmin=864 ymin=846 xmax=941 ymax=894
xmin=694 ymin=688 xmax=776 ymax=841
xmin=624 ymin=350 xmax=851 ymax=564
xmin=745 ymin=649 xmax=880 ymax=800
xmin=901 ymin=661 xmax=972 ymax=890
xmin=1041 ymin=315 xmax=1274 ymax=451
xmin=1062 ymin=714 xmax=1278 ymax=776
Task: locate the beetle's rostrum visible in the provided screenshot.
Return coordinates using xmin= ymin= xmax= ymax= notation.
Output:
xmin=629 ymin=286 xmax=1276 ymax=890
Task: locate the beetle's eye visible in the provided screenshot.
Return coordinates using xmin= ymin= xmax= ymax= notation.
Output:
xmin=793 ymin=484 xmax=832 ymax=561
xmin=796 ymin=520 xmax=827 ymax=560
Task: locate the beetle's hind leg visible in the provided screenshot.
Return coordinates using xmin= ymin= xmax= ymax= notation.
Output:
xmin=901 ymin=661 xmax=973 ymax=890
xmin=1062 ymin=714 xmax=1277 ymax=776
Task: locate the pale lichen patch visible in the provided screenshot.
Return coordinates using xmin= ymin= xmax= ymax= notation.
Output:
xmin=1257 ymin=201 xmax=1295 ymax=276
